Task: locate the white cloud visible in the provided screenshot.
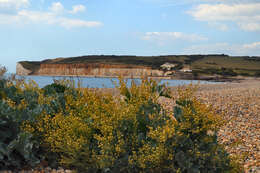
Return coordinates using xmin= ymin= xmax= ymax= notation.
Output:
xmin=59 ymin=18 xmax=102 ymax=28
xmin=188 ymin=3 xmax=260 ymax=31
xmin=184 ymin=43 xmax=235 ymax=54
xmin=142 ymin=32 xmax=207 ymax=44
xmin=141 ymin=0 xmax=259 ymax=8
xmin=9 ymin=9 xmax=102 ymax=28
xmin=184 ymin=42 xmax=260 ymax=55
xmin=189 ymin=0 xmax=259 ymax=3
xmin=0 ymin=0 xmax=29 ymax=14
xmin=0 ymin=1 xmax=102 ymax=28
xmin=17 ymin=10 xmax=57 ymax=24
xmin=208 ymin=22 xmax=229 ymax=31
xmin=0 ymin=0 xmax=29 ymax=8
xmin=243 ymin=42 xmax=260 ymax=49
xmin=49 ymin=2 xmax=64 ymax=14
xmin=238 ymin=22 xmax=260 ymax=31
xmin=69 ymin=5 xmax=86 ymax=14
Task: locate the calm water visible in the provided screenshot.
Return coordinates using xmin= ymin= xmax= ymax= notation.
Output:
xmin=9 ymin=75 xmax=220 ymax=88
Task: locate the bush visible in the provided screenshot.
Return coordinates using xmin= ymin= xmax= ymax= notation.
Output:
xmin=0 ymin=74 xmax=78 ymax=170
xmin=0 ymin=78 xmax=42 ymax=169
xmin=42 ymin=83 xmax=67 ymax=95
xmin=24 ymin=78 xmax=242 ymax=172
xmin=168 ymin=87 xmax=237 ymax=172
xmin=0 ymin=66 xmax=242 ymax=172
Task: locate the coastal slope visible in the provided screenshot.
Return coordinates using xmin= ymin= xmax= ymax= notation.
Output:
xmin=16 ymin=55 xmax=260 ymax=78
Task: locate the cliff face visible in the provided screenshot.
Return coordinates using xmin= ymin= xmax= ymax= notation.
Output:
xmin=16 ymin=63 xmax=32 ymax=76
xmin=17 ymin=63 xmax=165 ymax=77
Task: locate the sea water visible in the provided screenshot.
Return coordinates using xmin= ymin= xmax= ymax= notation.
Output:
xmin=9 ymin=75 xmax=220 ymax=88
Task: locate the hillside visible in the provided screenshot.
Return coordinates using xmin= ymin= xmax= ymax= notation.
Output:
xmin=17 ymin=54 xmax=260 ymax=78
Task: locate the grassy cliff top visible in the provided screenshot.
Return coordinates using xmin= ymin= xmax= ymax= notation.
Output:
xmin=19 ymin=54 xmax=225 ymax=69
xmin=18 ymin=54 xmax=260 ymax=76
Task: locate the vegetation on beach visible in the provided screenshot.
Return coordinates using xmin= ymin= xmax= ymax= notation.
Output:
xmin=0 ymin=66 xmax=243 ymax=172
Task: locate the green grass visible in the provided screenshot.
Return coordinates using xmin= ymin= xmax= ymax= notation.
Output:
xmin=192 ymin=56 xmax=260 ymax=70
xmin=191 ymin=56 xmax=260 ymax=76
xmin=44 ymin=55 xmax=188 ymax=68
xmin=18 ymin=54 xmax=260 ymax=77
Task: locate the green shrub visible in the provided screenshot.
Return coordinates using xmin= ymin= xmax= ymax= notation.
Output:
xmin=0 ymin=78 xmax=42 ymax=169
xmin=25 ymin=78 xmax=242 ymax=172
xmin=0 ymin=75 xmax=78 ymax=170
xmin=42 ymin=83 xmax=67 ymax=95
xmin=167 ymin=87 xmax=238 ymax=172
xmin=0 ymin=66 xmax=242 ymax=172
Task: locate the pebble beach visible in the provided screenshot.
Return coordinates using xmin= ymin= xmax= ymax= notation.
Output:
xmin=160 ymin=79 xmax=260 ymax=173
xmin=199 ymin=80 xmax=260 ymax=173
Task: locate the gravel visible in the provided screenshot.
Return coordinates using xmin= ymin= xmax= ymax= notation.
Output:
xmin=159 ymin=79 xmax=260 ymax=173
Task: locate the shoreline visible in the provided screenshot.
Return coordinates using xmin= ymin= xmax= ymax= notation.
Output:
xmin=15 ymin=73 xmax=259 ymax=83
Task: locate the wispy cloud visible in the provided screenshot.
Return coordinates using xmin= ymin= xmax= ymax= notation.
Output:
xmin=69 ymin=5 xmax=86 ymax=14
xmin=0 ymin=1 xmax=102 ymax=28
xmin=49 ymin=2 xmax=64 ymax=14
xmin=0 ymin=0 xmax=29 ymax=14
xmin=59 ymin=18 xmax=101 ymax=29
xmin=188 ymin=2 xmax=260 ymax=31
xmin=184 ymin=42 xmax=260 ymax=55
xmin=141 ymin=0 xmax=260 ymax=7
xmin=142 ymin=32 xmax=207 ymax=45
xmin=243 ymin=42 xmax=260 ymax=50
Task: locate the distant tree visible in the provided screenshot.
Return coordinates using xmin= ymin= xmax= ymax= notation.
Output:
xmin=220 ymin=68 xmax=237 ymax=76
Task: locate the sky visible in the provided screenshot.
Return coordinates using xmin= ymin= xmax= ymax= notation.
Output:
xmin=0 ymin=0 xmax=260 ymax=73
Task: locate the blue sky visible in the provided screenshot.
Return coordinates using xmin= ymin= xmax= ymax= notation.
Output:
xmin=0 ymin=0 xmax=260 ymax=72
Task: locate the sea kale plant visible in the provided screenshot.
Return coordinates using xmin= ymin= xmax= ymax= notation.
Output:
xmin=0 ymin=66 xmax=77 ymax=169
xmin=0 ymin=73 xmax=42 ymax=169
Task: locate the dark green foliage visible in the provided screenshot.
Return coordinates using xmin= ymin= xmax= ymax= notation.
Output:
xmin=42 ymin=83 xmax=79 ymax=116
xmin=197 ymin=68 xmax=238 ymax=77
xmin=0 ymin=79 xmax=78 ymax=170
xmin=219 ymin=68 xmax=237 ymax=76
xmin=3 ymin=132 xmax=41 ymax=168
xmin=0 ymin=79 xmax=42 ymax=169
xmin=42 ymin=83 xmax=67 ymax=95
xmin=170 ymin=98 xmax=238 ymax=173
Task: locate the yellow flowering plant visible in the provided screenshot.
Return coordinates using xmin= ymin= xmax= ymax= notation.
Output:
xmin=21 ymin=77 xmax=242 ymax=172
